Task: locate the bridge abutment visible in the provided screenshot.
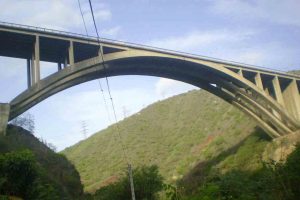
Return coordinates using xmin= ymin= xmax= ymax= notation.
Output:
xmin=0 ymin=103 xmax=10 ymax=135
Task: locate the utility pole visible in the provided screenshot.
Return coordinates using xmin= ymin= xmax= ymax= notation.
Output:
xmin=128 ymin=164 xmax=136 ymax=200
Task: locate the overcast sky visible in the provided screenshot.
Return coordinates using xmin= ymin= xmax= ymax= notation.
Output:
xmin=0 ymin=0 xmax=299 ymax=150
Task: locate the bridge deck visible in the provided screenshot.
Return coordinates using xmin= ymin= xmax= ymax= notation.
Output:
xmin=0 ymin=21 xmax=299 ymax=80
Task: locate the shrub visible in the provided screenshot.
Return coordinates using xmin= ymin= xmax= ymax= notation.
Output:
xmin=0 ymin=150 xmax=62 ymax=200
xmin=183 ymin=143 xmax=300 ymax=200
xmin=94 ymin=165 xmax=164 ymax=200
xmin=0 ymin=150 xmax=38 ymax=198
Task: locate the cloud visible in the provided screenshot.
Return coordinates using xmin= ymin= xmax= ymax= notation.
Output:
xmin=102 ymin=26 xmax=121 ymax=37
xmin=0 ymin=0 xmax=112 ymax=31
xmin=0 ymin=57 xmax=25 ymax=79
xmin=148 ymin=29 xmax=256 ymax=52
xmin=236 ymin=51 xmax=264 ymax=64
xmin=147 ymin=28 xmax=300 ymax=71
xmin=155 ymin=78 xmax=197 ymax=99
xmin=210 ymin=0 xmax=300 ymax=27
xmin=0 ymin=57 xmax=27 ymax=102
xmin=94 ymin=9 xmax=112 ymax=22
xmin=231 ymin=42 xmax=300 ymax=71
xmin=53 ymin=87 xmax=155 ymax=124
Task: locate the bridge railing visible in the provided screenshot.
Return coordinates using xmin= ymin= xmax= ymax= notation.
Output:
xmin=0 ymin=21 xmax=99 ymax=41
xmin=0 ymin=21 xmax=299 ymax=78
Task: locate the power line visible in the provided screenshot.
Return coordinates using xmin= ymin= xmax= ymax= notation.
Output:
xmin=76 ymin=0 xmax=119 ymax=164
xmin=77 ymin=0 xmax=114 ymax=128
xmin=87 ymin=0 xmax=130 ymax=163
xmin=87 ymin=0 xmax=101 ymax=40
xmin=87 ymin=1 xmax=135 ymax=199
xmin=77 ymin=0 xmax=89 ymax=36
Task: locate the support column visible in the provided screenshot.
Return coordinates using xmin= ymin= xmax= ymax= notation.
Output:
xmin=98 ymin=45 xmax=103 ymax=57
xmin=27 ymin=58 xmax=31 ymax=88
xmin=31 ymin=54 xmax=35 ymax=85
xmin=64 ymin=57 xmax=68 ymax=68
xmin=31 ymin=35 xmax=40 ymax=84
xmin=0 ymin=103 xmax=10 ymax=136
xmin=272 ymin=76 xmax=285 ymax=107
xmin=58 ymin=63 xmax=62 ymax=71
xmin=238 ymin=69 xmax=243 ymax=77
xmin=254 ymin=72 xmax=264 ymax=90
xmin=68 ymin=40 xmax=74 ymax=66
xmin=282 ymin=80 xmax=300 ymax=121
xmin=264 ymin=87 xmax=270 ymax=95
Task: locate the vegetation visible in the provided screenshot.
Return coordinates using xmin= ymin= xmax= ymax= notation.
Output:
xmin=10 ymin=113 xmax=35 ymax=134
xmin=288 ymin=69 xmax=300 ymax=76
xmin=2 ymin=85 xmax=299 ymax=199
xmin=183 ymin=143 xmax=300 ymax=200
xmin=93 ymin=165 xmax=164 ymax=200
xmin=0 ymin=125 xmax=84 ymax=199
xmin=63 ymin=90 xmax=258 ymax=192
xmin=0 ymin=150 xmax=63 ymax=199
xmin=60 ymin=88 xmax=300 ymax=199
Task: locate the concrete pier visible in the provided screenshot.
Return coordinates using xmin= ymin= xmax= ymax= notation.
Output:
xmin=0 ymin=103 xmax=10 ymax=135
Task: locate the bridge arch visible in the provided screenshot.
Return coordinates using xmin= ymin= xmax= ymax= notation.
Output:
xmin=9 ymin=50 xmax=300 ymax=138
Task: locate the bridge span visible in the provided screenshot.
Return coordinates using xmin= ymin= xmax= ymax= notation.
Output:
xmin=0 ymin=21 xmax=299 ymax=137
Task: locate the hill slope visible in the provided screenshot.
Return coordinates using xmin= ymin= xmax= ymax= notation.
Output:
xmin=63 ymin=89 xmax=260 ymax=192
xmin=0 ymin=125 xmax=84 ymax=199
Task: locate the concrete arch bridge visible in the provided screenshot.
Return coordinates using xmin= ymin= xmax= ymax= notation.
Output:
xmin=0 ymin=22 xmax=299 ymax=138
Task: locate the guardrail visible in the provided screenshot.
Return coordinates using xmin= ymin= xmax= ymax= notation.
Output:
xmin=0 ymin=21 xmax=98 ymax=40
xmin=0 ymin=21 xmax=299 ymax=78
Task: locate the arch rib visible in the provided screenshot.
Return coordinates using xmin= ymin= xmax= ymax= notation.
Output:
xmin=9 ymin=51 xmax=300 ymax=138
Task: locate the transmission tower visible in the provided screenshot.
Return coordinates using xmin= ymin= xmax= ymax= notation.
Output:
xmin=81 ymin=121 xmax=88 ymax=139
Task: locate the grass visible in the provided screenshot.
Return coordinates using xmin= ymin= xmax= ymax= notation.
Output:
xmin=62 ymin=89 xmax=259 ymax=192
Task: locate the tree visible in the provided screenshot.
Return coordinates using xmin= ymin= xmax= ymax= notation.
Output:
xmin=0 ymin=150 xmax=38 ymax=198
xmin=10 ymin=113 xmax=35 ymax=134
xmin=0 ymin=150 xmax=62 ymax=200
xmin=94 ymin=165 xmax=164 ymax=200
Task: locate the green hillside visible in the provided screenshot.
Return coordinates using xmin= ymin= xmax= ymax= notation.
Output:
xmin=63 ymin=89 xmax=261 ymax=192
xmin=0 ymin=125 xmax=84 ymax=199
xmin=288 ymin=69 xmax=300 ymax=75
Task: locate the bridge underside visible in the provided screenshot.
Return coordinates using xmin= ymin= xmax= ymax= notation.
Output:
xmin=8 ymin=51 xmax=300 ymax=138
xmin=0 ymin=22 xmax=300 ymax=138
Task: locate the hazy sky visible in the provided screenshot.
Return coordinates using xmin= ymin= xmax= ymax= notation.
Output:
xmin=0 ymin=0 xmax=299 ymax=150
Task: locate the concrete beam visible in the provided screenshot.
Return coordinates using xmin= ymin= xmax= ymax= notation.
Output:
xmin=58 ymin=63 xmax=62 ymax=71
xmin=31 ymin=56 xmax=35 ymax=85
xmin=272 ymin=76 xmax=285 ymax=107
xmin=282 ymin=80 xmax=300 ymax=121
xmin=264 ymin=87 xmax=270 ymax=95
xmin=31 ymin=35 xmax=40 ymax=84
xmin=34 ymin=35 xmax=40 ymax=82
xmin=254 ymin=72 xmax=264 ymax=90
xmin=232 ymin=101 xmax=280 ymax=138
xmin=98 ymin=45 xmax=103 ymax=58
xmin=27 ymin=58 xmax=31 ymax=88
xmin=0 ymin=103 xmax=10 ymax=136
xmin=238 ymin=69 xmax=243 ymax=77
xmin=68 ymin=40 xmax=74 ymax=66
xmin=64 ymin=57 xmax=68 ymax=68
